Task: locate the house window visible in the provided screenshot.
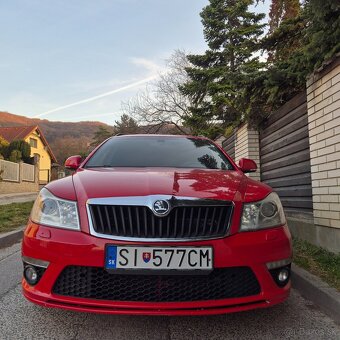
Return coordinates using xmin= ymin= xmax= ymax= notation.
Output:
xmin=30 ymin=138 xmax=37 ymax=148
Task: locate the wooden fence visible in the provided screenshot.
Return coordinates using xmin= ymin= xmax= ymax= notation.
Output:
xmin=259 ymin=92 xmax=313 ymax=218
xmin=221 ymin=132 xmax=236 ymax=160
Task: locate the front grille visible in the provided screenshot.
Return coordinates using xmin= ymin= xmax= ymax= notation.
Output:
xmin=53 ymin=266 xmax=261 ymax=302
xmin=88 ymin=204 xmax=233 ymax=240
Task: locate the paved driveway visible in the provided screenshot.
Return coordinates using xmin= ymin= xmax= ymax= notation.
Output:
xmin=0 ymin=192 xmax=37 ymax=205
xmin=0 ymin=243 xmax=339 ymax=340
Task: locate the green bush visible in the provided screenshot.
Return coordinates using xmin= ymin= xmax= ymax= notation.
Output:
xmin=2 ymin=140 xmax=32 ymax=163
xmin=8 ymin=150 xmax=22 ymax=163
xmin=9 ymin=150 xmax=22 ymax=163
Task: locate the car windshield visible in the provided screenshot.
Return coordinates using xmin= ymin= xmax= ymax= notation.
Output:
xmin=85 ymin=136 xmax=234 ymax=170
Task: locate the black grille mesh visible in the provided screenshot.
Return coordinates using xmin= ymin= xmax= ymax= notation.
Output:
xmin=89 ymin=205 xmax=233 ymax=239
xmin=53 ymin=266 xmax=261 ymax=302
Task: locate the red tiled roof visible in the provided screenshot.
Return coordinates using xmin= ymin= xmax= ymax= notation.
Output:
xmin=0 ymin=125 xmax=38 ymax=142
xmin=0 ymin=125 xmax=57 ymax=163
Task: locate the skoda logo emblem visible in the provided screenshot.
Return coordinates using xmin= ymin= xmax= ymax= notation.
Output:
xmin=153 ymin=200 xmax=170 ymax=216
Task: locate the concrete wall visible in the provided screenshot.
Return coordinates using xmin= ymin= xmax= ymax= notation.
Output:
xmin=235 ymin=123 xmax=261 ymax=180
xmin=0 ymin=161 xmax=39 ymax=194
xmin=306 ymin=56 xmax=340 ymax=252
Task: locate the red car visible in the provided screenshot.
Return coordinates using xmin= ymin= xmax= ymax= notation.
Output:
xmin=22 ymin=135 xmax=292 ymax=315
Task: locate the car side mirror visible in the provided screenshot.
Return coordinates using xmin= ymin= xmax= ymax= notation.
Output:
xmin=65 ymin=155 xmax=82 ymax=170
xmin=238 ymin=158 xmax=257 ymax=173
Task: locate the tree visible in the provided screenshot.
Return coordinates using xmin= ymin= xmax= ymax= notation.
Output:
xmin=247 ymin=0 xmax=340 ymax=120
xmin=114 ymin=114 xmax=140 ymax=135
xmin=300 ymin=0 xmax=340 ymax=72
xmin=0 ymin=136 xmax=9 ymax=158
xmin=91 ymin=125 xmax=115 ymax=147
xmin=180 ymin=0 xmax=266 ymax=138
xmin=3 ymin=140 xmax=32 ymax=163
xmin=263 ymin=0 xmax=302 ymax=63
xmin=268 ymin=0 xmax=301 ymax=34
xmin=122 ymin=50 xmax=194 ymax=134
xmin=51 ymin=136 xmax=91 ymax=164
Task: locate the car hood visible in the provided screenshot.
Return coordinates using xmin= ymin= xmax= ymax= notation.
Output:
xmin=71 ymin=167 xmax=245 ymax=203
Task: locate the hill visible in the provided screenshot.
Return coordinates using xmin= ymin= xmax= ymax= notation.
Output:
xmin=0 ymin=111 xmax=113 ymax=163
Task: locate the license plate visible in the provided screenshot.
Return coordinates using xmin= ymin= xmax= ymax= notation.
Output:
xmin=105 ymin=245 xmax=213 ymax=270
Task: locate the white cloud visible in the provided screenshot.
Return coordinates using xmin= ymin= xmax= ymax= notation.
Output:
xmin=129 ymin=57 xmax=164 ymax=75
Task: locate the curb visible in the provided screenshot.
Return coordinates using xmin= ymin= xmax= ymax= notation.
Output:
xmin=291 ymin=263 xmax=340 ymax=325
xmin=0 ymin=227 xmax=24 ymax=249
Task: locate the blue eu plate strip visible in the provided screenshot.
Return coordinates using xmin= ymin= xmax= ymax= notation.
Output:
xmin=105 ymin=246 xmax=117 ymax=269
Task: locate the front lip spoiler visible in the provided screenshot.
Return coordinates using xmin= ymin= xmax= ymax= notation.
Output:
xmin=46 ymin=298 xmax=267 ymax=312
xmin=24 ymin=289 xmax=275 ymax=315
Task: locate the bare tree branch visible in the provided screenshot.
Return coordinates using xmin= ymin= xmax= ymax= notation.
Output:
xmin=121 ymin=50 xmax=194 ymax=134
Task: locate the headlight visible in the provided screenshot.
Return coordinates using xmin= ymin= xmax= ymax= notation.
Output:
xmin=31 ymin=188 xmax=80 ymax=230
xmin=240 ymin=192 xmax=285 ymax=231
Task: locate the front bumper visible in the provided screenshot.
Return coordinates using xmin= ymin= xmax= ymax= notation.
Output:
xmin=22 ymin=221 xmax=292 ymax=315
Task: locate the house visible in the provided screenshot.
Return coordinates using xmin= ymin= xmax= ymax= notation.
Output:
xmin=0 ymin=125 xmax=57 ymax=183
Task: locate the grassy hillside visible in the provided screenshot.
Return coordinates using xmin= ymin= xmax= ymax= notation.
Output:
xmin=0 ymin=111 xmax=113 ymax=163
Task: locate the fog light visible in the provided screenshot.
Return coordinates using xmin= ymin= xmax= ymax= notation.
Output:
xmin=269 ymin=265 xmax=291 ymax=287
xmin=24 ymin=265 xmax=38 ymax=285
xmin=278 ymin=268 xmax=289 ymax=282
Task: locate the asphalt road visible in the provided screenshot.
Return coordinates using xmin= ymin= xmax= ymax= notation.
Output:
xmin=0 ymin=243 xmax=339 ymax=340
